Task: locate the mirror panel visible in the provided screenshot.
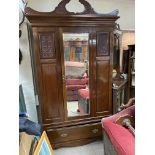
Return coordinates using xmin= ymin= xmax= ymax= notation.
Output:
xmin=63 ymin=33 xmax=90 ymax=117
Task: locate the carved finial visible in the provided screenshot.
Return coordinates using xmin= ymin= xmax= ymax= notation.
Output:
xmin=53 ymin=0 xmax=71 ymax=14
xmin=78 ymin=0 xmax=97 ymax=14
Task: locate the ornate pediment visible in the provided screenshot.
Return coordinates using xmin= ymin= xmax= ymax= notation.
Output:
xmin=25 ymin=0 xmax=119 ymax=16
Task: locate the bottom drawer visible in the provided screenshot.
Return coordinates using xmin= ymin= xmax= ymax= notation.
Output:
xmin=46 ymin=123 xmax=102 ymax=146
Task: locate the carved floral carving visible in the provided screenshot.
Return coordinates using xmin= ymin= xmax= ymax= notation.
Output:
xmin=97 ymin=32 xmax=109 ymax=56
xmin=39 ymin=33 xmax=55 ymax=59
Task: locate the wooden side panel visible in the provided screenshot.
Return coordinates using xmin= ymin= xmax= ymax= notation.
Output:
xmin=94 ymin=30 xmax=113 ymax=116
xmin=41 ymin=64 xmax=62 ymax=122
xmin=32 ymin=27 xmax=64 ymax=125
xmin=96 ymin=60 xmax=110 ymax=112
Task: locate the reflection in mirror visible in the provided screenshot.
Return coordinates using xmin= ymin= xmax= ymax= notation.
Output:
xmin=63 ymin=33 xmax=90 ymax=117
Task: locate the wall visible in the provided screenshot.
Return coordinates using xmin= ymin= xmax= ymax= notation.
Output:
xmin=19 ymin=0 xmax=135 ymax=122
xmin=19 ymin=23 xmax=38 ymax=122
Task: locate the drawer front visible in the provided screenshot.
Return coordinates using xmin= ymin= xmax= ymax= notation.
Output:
xmin=46 ymin=123 xmax=102 ymax=144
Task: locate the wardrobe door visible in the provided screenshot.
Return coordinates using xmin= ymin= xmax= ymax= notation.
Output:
xmin=92 ymin=29 xmax=113 ymax=116
xmin=32 ymin=27 xmax=64 ymax=125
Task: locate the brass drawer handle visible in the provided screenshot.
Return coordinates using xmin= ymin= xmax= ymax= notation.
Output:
xmin=60 ymin=133 xmax=68 ymax=137
xmin=92 ymin=129 xmax=98 ymax=134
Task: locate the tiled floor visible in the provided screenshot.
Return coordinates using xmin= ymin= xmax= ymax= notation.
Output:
xmin=54 ymin=140 xmax=104 ymax=155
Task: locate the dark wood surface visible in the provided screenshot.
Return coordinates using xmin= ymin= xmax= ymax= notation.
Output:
xmin=127 ymin=44 xmax=135 ymax=99
xmin=25 ymin=0 xmax=119 ymax=148
xmin=95 ymin=31 xmax=111 ymax=116
xmin=32 ymin=27 xmax=64 ymax=125
xmin=53 ymin=137 xmax=102 ymax=149
xmin=47 ymin=122 xmax=102 ymax=148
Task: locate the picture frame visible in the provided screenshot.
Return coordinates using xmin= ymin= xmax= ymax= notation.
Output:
xmin=33 ymin=131 xmax=55 ymax=155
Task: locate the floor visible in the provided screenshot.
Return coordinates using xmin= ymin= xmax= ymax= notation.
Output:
xmin=54 ymin=140 xmax=104 ymax=155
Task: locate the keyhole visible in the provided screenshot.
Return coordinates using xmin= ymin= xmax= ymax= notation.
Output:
xmin=66 ymin=0 xmax=85 ymax=13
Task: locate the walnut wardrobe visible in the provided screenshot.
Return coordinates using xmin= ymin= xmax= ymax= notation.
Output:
xmin=25 ymin=0 xmax=119 ymax=148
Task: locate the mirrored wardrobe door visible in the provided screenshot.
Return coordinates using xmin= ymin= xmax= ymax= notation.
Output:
xmin=62 ymin=33 xmax=90 ymax=118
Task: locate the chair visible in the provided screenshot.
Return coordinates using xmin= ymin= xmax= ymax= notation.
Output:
xmin=101 ymin=105 xmax=135 ymax=155
xmin=77 ymin=88 xmax=89 ymax=114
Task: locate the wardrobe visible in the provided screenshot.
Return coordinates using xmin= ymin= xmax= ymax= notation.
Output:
xmin=25 ymin=0 xmax=119 ymax=148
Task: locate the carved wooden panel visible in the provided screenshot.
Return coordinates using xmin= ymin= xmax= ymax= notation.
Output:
xmin=97 ymin=32 xmax=109 ymax=56
xmin=53 ymin=0 xmax=97 ymax=15
xmin=39 ymin=33 xmax=56 ymax=59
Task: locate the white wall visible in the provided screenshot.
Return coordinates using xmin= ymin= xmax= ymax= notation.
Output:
xmin=19 ymin=0 xmax=135 ymax=122
xmin=19 ymin=23 xmax=38 ymax=122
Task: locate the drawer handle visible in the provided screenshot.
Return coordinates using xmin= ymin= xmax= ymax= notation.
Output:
xmin=60 ymin=133 xmax=68 ymax=137
xmin=92 ymin=129 xmax=98 ymax=134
